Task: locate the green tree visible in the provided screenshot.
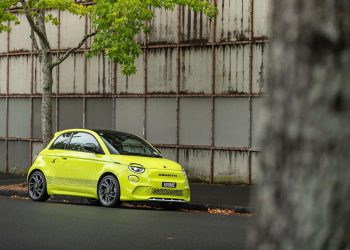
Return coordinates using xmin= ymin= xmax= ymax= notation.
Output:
xmin=0 ymin=0 xmax=217 ymax=146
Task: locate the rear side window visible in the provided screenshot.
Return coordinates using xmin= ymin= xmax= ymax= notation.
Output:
xmin=67 ymin=132 xmax=102 ymax=153
xmin=50 ymin=133 xmax=72 ymax=150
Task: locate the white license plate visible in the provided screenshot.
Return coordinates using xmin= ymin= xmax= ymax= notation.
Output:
xmin=162 ymin=182 xmax=176 ymax=188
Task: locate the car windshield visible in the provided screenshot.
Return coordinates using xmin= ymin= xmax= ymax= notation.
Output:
xmin=95 ymin=130 xmax=161 ymax=158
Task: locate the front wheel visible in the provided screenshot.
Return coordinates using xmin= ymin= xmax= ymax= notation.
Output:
xmin=98 ymin=175 xmax=120 ymax=208
xmin=28 ymin=171 xmax=49 ymax=202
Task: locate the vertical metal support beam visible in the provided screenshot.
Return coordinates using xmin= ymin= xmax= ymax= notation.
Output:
xmin=210 ymin=0 xmax=217 ymax=184
xmin=83 ymin=14 xmax=88 ymax=129
xmin=175 ymin=6 xmax=181 ymax=162
xmin=56 ymin=10 xmax=61 ymax=132
xmin=5 ymin=25 xmax=9 ymax=173
xmin=5 ymin=97 xmax=8 ymax=174
xmin=113 ymin=63 xmax=117 ymax=130
xmin=248 ymin=0 xmax=254 ymax=185
xmin=143 ymin=21 xmax=149 ymax=139
xmin=29 ymin=43 xmax=34 ymax=163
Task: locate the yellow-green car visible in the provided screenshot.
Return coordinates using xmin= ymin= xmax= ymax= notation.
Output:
xmin=27 ymin=129 xmax=190 ymax=207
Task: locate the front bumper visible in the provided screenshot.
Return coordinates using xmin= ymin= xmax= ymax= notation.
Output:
xmin=119 ymin=168 xmax=191 ymax=203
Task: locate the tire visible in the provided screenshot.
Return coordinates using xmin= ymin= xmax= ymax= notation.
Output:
xmin=28 ymin=171 xmax=49 ymax=202
xmin=98 ymin=175 xmax=120 ymax=208
xmin=86 ymin=198 xmax=100 ymax=205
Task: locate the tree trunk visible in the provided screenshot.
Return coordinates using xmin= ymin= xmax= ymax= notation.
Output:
xmin=36 ymin=11 xmax=54 ymax=147
xmin=41 ymin=49 xmax=53 ymax=146
xmin=248 ymin=1 xmax=350 ymax=250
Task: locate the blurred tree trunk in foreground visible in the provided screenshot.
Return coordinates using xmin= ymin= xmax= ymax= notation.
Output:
xmin=248 ymin=1 xmax=350 ymax=249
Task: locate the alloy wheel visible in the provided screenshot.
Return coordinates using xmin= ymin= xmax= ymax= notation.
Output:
xmin=98 ymin=176 xmax=119 ymax=207
xmin=28 ymin=172 xmax=45 ymax=200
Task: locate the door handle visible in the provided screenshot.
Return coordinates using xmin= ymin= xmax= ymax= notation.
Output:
xmin=61 ymin=157 xmax=67 ymax=160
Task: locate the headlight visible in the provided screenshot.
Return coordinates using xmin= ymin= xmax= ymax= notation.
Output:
xmin=182 ymin=169 xmax=187 ymax=176
xmin=129 ymin=164 xmax=145 ymax=174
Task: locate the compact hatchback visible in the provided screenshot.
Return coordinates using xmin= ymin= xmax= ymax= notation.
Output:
xmin=27 ymin=129 xmax=190 ymax=207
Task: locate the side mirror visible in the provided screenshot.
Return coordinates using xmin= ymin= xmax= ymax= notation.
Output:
xmin=83 ymin=143 xmax=97 ymax=153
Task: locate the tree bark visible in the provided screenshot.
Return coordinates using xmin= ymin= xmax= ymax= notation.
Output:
xmin=36 ymin=11 xmax=53 ymax=146
xmin=248 ymin=1 xmax=350 ymax=250
xmin=41 ymin=50 xmax=53 ymax=146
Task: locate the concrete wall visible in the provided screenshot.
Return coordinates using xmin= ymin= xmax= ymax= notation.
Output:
xmin=0 ymin=0 xmax=269 ymax=184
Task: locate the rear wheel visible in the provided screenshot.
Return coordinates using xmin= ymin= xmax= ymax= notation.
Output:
xmin=98 ymin=175 xmax=120 ymax=208
xmin=28 ymin=171 xmax=49 ymax=202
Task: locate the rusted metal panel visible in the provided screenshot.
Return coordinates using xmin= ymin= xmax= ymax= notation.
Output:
xmin=252 ymin=43 xmax=267 ymax=94
xmin=86 ymin=16 xmax=95 ymax=48
xmin=116 ymin=55 xmax=145 ymax=94
xmin=181 ymin=7 xmax=210 ymax=42
xmin=213 ymin=150 xmax=248 ymax=184
xmin=32 ymin=98 xmax=57 ymax=138
xmin=214 ymin=97 xmax=249 ymax=147
xmin=146 ymin=98 xmax=176 ymax=144
xmin=104 ymin=59 xmax=114 ymax=94
xmin=251 ymin=151 xmax=260 ymax=184
xmin=59 ymin=11 xmax=86 ymax=49
xmin=9 ymin=14 xmax=32 ymax=52
xmin=9 ymin=55 xmax=31 ymax=94
xmin=0 ymin=57 xmax=7 ymax=94
xmin=8 ymin=98 xmax=30 ymax=138
xmin=179 ymin=149 xmax=211 ymax=182
xmin=8 ymin=141 xmax=30 ymax=174
xmin=216 ymin=0 xmax=249 ymax=41
xmin=86 ymin=55 xmax=108 ymax=94
xmin=149 ymin=8 xmax=177 ymax=44
xmin=59 ymin=53 xmax=85 ymax=93
xmin=215 ymin=45 xmax=250 ymax=94
xmin=86 ymin=56 xmax=113 ymax=94
xmin=34 ymin=55 xmax=58 ymax=94
xmin=0 ymin=98 xmax=6 ymax=136
xmin=158 ymin=147 xmax=177 ymax=162
xmin=254 ymin=0 xmax=270 ymax=38
xmin=31 ymin=142 xmax=43 ymax=160
xmin=115 ymin=98 xmax=144 ymax=137
xmin=179 ymin=98 xmax=211 ymax=145
xmin=86 ymin=98 xmax=113 ymax=129
xmin=32 ymin=98 xmax=41 ymax=139
xmin=0 ymin=140 xmax=5 ymax=172
xmin=252 ymin=97 xmax=264 ymax=149
xmin=181 ymin=47 xmax=212 ymax=93
xmin=0 ymin=31 xmax=7 ymax=52
xmin=147 ymin=48 xmax=177 ymax=93
xmin=58 ymin=98 xmax=83 ymax=130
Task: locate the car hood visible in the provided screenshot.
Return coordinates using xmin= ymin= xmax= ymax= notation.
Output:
xmin=109 ymin=155 xmax=183 ymax=171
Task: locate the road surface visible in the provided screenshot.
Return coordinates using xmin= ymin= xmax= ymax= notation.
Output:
xmin=0 ymin=196 xmax=252 ymax=249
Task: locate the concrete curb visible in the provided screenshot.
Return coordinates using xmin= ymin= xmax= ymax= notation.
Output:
xmin=0 ymin=189 xmax=253 ymax=213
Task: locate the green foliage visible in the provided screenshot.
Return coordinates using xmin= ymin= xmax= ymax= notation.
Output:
xmin=0 ymin=0 xmax=19 ymax=32
xmin=0 ymin=0 xmax=217 ymax=75
xmin=88 ymin=0 xmax=218 ymax=75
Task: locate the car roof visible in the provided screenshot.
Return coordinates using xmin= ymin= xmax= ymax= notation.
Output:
xmin=55 ymin=128 xmax=135 ymax=137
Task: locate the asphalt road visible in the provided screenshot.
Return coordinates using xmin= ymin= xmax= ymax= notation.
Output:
xmin=0 ymin=196 xmax=252 ymax=250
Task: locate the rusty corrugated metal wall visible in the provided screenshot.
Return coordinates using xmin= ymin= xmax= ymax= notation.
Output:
xmin=0 ymin=0 xmax=269 ymax=184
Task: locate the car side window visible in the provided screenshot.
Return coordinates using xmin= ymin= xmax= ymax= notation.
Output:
xmin=50 ymin=133 xmax=72 ymax=150
xmin=67 ymin=132 xmax=103 ymax=154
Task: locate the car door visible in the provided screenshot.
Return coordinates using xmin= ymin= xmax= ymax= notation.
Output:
xmin=45 ymin=132 xmax=73 ymax=192
xmin=50 ymin=131 xmax=108 ymax=196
